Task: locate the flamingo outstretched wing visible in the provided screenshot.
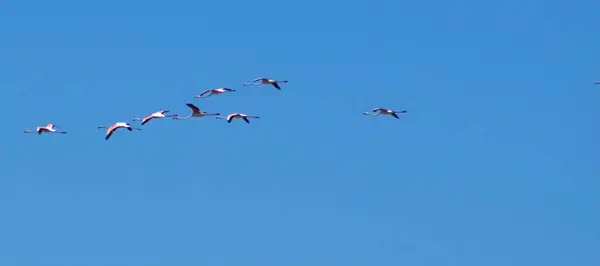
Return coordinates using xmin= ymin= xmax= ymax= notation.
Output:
xmin=105 ymin=125 xmax=118 ymax=140
xmin=199 ymin=89 xmax=212 ymax=97
xmin=141 ymin=115 xmax=154 ymax=125
xmin=186 ymin=103 xmax=201 ymax=113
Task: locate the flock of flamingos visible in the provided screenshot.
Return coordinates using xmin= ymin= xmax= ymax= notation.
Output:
xmin=24 ymin=77 xmax=410 ymax=140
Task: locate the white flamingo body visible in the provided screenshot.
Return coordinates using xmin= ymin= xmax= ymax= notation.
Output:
xmin=363 ymin=108 xmax=407 ymax=119
xmin=133 ymin=110 xmax=177 ymax=125
xmin=97 ymin=122 xmax=141 ymax=140
xmin=173 ymin=103 xmax=220 ymax=120
xmin=195 ymin=88 xmax=236 ymax=98
xmin=25 ymin=123 xmax=67 ymax=134
xmin=244 ymin=77 xmax=288 ymax=90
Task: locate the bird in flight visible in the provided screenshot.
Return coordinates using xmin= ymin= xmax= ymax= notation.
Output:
xmin=216 ymin=113 xmax=260 ymax=124
xmin=363 ymin=108 xmax=407 ymax=119
xmin=24 ymin=123 xmax=67 ymax=135
xmin=244 ymin=77 xmax=288 ymax=90
xmin=97 ymin=122 xmax=141 ymax=140
xmin=133 ymin=110 xmax=178 ymax=125
xmin=194 ymin=88 xmax=236 ymax=98
xmin=173 ymin=103 xmax=221 ymax=120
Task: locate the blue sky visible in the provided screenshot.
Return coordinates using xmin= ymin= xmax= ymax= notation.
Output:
xmin=0 ymin=0 xmax=599 ymax=265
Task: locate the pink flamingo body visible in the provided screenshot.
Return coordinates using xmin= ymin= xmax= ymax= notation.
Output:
xmin=24 ymin=123 xmax=67 ymax=135
xmin=133 ymin=110 xmax=178 ymax=125
xmin=194 ymin=88 xmax=236 ymax=98
xmin=244 ymin=77 xmax=288 ymax=90
xmin=363 ymin=108 xmax=407 ymax=119
xmin=173 ymin=103 xmax=220 ymax=120
xmin=97 ymin=122 xmax=141 ymax=140
xmin=216 ymin=113 xmax=260 ymax=124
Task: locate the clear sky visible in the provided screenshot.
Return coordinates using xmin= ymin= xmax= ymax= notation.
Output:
xmin=0 ymin=0 xmax=599 ymax=265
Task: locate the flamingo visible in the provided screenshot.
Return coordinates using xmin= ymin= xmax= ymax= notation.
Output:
xmin=594 ymin=81 xmax=600 ymax=84
xmin=24 ymin=123 xmax=67 ymax=134
xmin=194 ymin=88 xmax=236 ymax=98
xmin=363 ymin=108 xmax=407 ymax=119
xmin=243 ymin=77 xmax=288 ymax=90
xmin=133 ymin=110 xmax=178 ymax=125
xmin=216 ymin=113 xmax=260 ymax=124
xmin=97 ymin=122 xmax=141 ymax=140
xmin=173 ymin=103 xmax=220 ymax=120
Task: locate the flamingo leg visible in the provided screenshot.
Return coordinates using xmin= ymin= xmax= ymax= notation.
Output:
xmin=173 ymin=114 xmax=193 ymax=120
xmin=363 ymin=112 xmax=379 ymax=116
xmin=244 ymin=81 xmax=262 ymax=86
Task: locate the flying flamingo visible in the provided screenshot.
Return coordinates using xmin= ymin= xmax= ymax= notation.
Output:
xmin=216 ymin=113 xmax=260 ymax=124
xmin=97 ymin=122 xmax=141 ymax=140
xmin=244 ymin=77 xmax=288 ymax=90
xmin=24 ymin=123 xmax=67 ymax=134
xmin=173 ymin=103 xmax=220 ymax=120
xmin=133 ymin=110 xmax=178 ymax=125
xmin=363 ymin=108 xmax=407 ymax=119
xmin=194 ymin=88 xmax=236 ymax=98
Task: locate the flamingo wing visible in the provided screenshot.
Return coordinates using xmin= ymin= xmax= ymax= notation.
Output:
xmin=226 ymin=113 xmax=239 ymax=123
xmin=105 ymin=125 xmax=118 ymax=140
xmin=271 ymin=82 xmax=281 ymax=90
xmin=141 ymin=115 xmax=154 ymax=125
xmin=186 ymin=103 xmax=201 ymax=113
xmin=199 ymin=89 xmax=212 ymax=96
xmin=391 ymin=113 xmax=400 ymax=119
xmin=243 ymin=117 xmax=250 ymax=124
